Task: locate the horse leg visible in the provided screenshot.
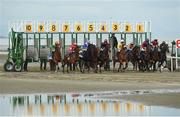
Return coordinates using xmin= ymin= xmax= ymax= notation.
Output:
xmin=99 ymin=63 xmax=102 ymax=73
xmin=113 ymin=60 xmax=116 ymax=72
xmin=87 ymin=62 xmax=90 ymax=73
xmin=94 ymin=62 xmax=98 ymax=73
xmin=122 ymin=62 xmax=127 ymax=72
xmin=118 ymin=62 xmax=121 ymax=72
xmin=125 ymin=62 xmax=128 ymax=69
xmin=57 ymin=62 xmax=60 ymax=70
xmin=67 ymin=62 xmax=69 ymax=73
xmin=62 ymin=62 xmax=65 ymax=73
xmin=153 ymin=62 xmax=156 ymax=71
xmin=55 ymin=64 xmax=57 ymax=72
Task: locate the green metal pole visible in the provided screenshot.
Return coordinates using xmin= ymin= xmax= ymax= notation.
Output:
xmin=124 ymin=33 xmax=127 ymax=44
xmin=46 ymin=33 xmax=49 ymax=48
xmin=26 ymin=33 xmax=28 ymax=58
xmin=75 ymin=33 xmax=78 ymax=44
xmin=63 ymin=33 xmax=65 ymax=58
xmin=38 ymin=33 xmax=40 ymax=59
xmin=71 ymin=33 xmax=74 ymax=44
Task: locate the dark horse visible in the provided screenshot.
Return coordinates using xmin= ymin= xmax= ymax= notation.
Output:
xmin=150 ymin=46 xmax=160 ymax=71
xmin=126 ymin=46 xmax=141 ymax=70
xmin=98 ymin=44 xmax=110 ymax=72
xmin=157 ymin=42 xmax=169 ymax=72
xmin=62 ymin=46 xmax=80 ymax=73
xmin=138 ymin=44 xmax=152 ymax=71
xmin=79 ymin=44 xmax=98 ymax=73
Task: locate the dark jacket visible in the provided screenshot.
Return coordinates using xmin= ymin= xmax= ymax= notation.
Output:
xmin=111 ymin=35 xmax=118 ymax=48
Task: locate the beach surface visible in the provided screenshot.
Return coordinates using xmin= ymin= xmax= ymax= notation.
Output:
xmin=0 ymin=53 xmax=180 ymax=109
xmin=0 ymin=69 xmax=180 ymax=108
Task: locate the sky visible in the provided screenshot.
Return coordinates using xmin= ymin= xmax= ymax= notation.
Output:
xmin=0 ymin=0 xmax=180 ymax=42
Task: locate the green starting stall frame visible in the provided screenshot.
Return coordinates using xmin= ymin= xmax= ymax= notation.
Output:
xmin=4 ymin=21 xmax=151 ymax=72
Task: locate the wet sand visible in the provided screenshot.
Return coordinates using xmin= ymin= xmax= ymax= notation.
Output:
xmin=0 ymin=70 xmax=180 ymax=108
xmin=104 ymin=93 xmax=180 ymax=109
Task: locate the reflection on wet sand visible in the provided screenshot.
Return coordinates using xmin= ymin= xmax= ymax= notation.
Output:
xmin=1 ymin=93 xmax=149 ymax=116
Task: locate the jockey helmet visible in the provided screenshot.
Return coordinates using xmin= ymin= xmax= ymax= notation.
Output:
xmin=162 ymin=41 xmax=166 ymax=44
xmin=104 ymin=39 xmax=108 ymax=42
xmin=120 ymin=40 xmax=125 ymax=43
xmin=130 ymin=42 xmax=134 ymax=45
xmin=87 ymin=40 xmax=91 ymax=44
xmin=154 ymin=39 xmax=158 ymax=41
xmin=145 ymin=38 xmax=149 ymax=43
xmin=141 ymin=48 xmax=145 ymax=51
xmin=73 ymin=42 xmax=77 ymax=46
xmin=55 ymin=41 xmax=58 ymax=45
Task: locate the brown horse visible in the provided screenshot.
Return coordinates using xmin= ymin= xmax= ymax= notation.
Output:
xmin=118 ymin=47 xmax=128 ymax=72
xmin=62 ymin=46 xmax=80 ymax=73
xmin=52 ymin=43 xmax=61 ymax=72
xmin=113 ymin=46 xmax=128 ymax=72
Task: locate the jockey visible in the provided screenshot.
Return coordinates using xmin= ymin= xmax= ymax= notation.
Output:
xmin=118 ymin=39 xmax=126 ymax=51
xmin=55 ymin=41 xmax=61 ymax=48
xmin=82 ymin=42 xmax=88 ymax=50
xmin=101 ymin=39 xmax=109 ymax=49
xmin=141 ymin=38 xmax=150 ymax=51
xmin=160 ymin=41 xmax=166 ymax=50
xmin=127 ymin=42 xmax=134 ymax=51
xmin=151 ymin=39 xmax=158 ymax=48
xmin=71 ymin=42 xmax=78 ymax=51
xmin=68 ymin=47 xmax=73 ymax=53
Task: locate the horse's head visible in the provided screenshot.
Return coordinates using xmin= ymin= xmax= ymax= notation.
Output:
xmin=161 ymin=43 xmax=169 ymax=53
xmin=132 ymin=46 xmax=141 ymax=57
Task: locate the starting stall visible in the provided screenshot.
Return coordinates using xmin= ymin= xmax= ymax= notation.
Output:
xmin=4 ymin=20 xmax=151 ymax=72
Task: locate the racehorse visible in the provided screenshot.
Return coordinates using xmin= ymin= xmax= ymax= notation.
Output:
xmin=126 ymin=46 xmax=141 ymax=71
xmin=79 ymin=44 xmax=98 ymax=73
xmin=113 ymin=45 xmax=129 ymax=72
xmin=52 ymin=44 xmax=61 ymax=72
xmin=98 ymin=44 xmax=110 ymax=72
xmin=118 ymin=47 xmax=128 ymax=72
xmin=62 ymin=46 xmax=80 ymax=73
xmin=150 ymin=46 xmax=160 ymax=71
xmin=158 ymin=43 xmax=169 ymax=72
xmin=138 ymin=44 xmax=152 ymax=71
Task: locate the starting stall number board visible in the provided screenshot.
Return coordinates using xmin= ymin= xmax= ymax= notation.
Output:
xmin=62 ymin=24 xmax=70 ymax=32
xmin=136 ymin=24 xmax=144 ymax=32
xmin=50 ymin=24 xmax=57 ymax=32
xmin=74 ymin=24 xmax=83 ymax=32
xmin=88 ymin=24 xmax=95 ymax=32
xmin=100 ymin=24 xmax=107 ymax=32
xmin=25 ymin=24 xmax=32 ymax=32
xmin=125 ymin=24 xmax=132 ymax=32
xmin=112 ymin=23 xmax=120 ymax=32
xmin=38 ymin=24 xmax=45 ymax=32
xmin=20 ymin=21 xmax=149 ymax=33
